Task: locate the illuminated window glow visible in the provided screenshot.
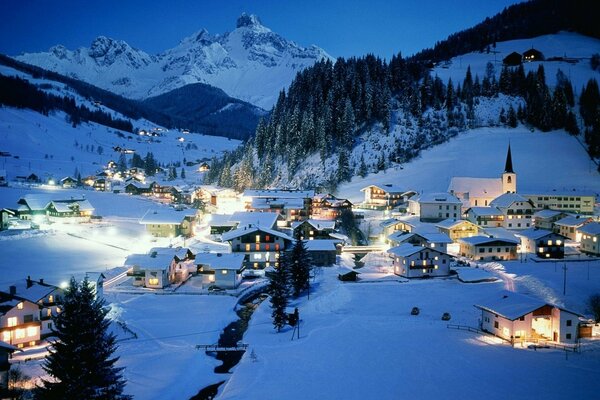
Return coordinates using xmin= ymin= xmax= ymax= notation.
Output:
xmin=17 ymin=302 xmax=23 ymax=310
xmin=15 ymin=328 xmax=26 ymax=339
xmin=7 ymin=317 xmax=17 ymax=327
xmin=221 ymin=270 xmax=228 ymax=275
xmin=26 ymin=326 xmax=37 ymax=337
xmin=148 ymin=278 xmax=159 ymax=286
xmin=2 ymin=331 xmax=10 ymax=342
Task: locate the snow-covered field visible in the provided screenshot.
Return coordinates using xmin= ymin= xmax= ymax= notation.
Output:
xmin=340 ymin=126 xmax=600 ymax=203
xmin=219 ymin=263 xmax=600 ymax=400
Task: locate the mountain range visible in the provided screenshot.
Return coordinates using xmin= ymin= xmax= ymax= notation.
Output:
xmin=15 ymin=13 xmax=332 ymax=109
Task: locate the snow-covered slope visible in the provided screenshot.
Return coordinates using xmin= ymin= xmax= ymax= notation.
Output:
xmin=431 ymin=32 xmax=600 ymax=91
xmin=15 ymin=13 xmax=332 ymax=109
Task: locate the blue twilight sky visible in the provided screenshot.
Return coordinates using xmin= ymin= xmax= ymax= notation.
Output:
xmin=0 ymin=0 xmax=522 ymax=59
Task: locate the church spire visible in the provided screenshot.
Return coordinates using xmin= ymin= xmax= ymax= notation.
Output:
xmin=504 ymin=144 xmax=514 ymax=173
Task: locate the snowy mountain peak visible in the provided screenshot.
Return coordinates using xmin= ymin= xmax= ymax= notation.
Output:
xmin=236 ymin=13 xmax=264 ymax=29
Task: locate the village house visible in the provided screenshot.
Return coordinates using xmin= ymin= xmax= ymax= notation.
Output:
xmin=515 ymin=228 xmax=567 ymax=259
xmin=523 ymin=191 xmax=596 ymax=215
xmin=0 ymin=278 xmax=62 ymax=348
xmin=489 ymin=193 xmax=534 ymax=230
xmin=124 ymin=181 xmax=155 ymax=196
xmin=553 ymin=215 xmax=593 ymax=241
xmin=578 ymin=222 xmax=600 ymax=256
xmin=242 ymin=189 xmax=314 ymax=224
xmin=503 ymin=51 xmax=522 ymax=66
xmin=436 ymin=218 xmax=480 ymax=241
xmin=449 ymin=144 xmax=517 ymax=210
xmin=60 ymin=176 xmax=78 ymax=188
xmin=408 ymin=192 xmax=462 ymax=222
xmin=93 ymin=177 xmax=111 ymax=192
xmin=379 ymin=218 xmax=405 ymax=238
xmin=196 ymin=253 xmax=246 ymax=289
xmin=360 ymin=184 xmax=412 ymax=209
xmin=139 ymin=208 xmax=198 ymax=238
xmin=523 ymin=48 xmax=545 ymax=62
xmin=475 ymin=291 xmax=582 ymax=345
xmin=465 ymin=206 xmax=505 ymax=228
xmin=388 ymin=243 xmax=452 ymax=278
xmin=125 ymin=252 xmax=178 ymax=289
xmin=291 ymin=219 xmax=336 ymax=240
xmin=222 ymin=225 xmax=294 ymax=271
xmin=304 ymin=240 xmax=340 ymax=266
xmin=197 ymin=186 xmax=240 ymax=213
xmin=311 ymin=193 xmax=353 ymax=220
xmin=16 ymin=194 xmax=51 ymax=221
xmin=532 ymin=209 xmax=568 ymax=230
xmin=387 ymin=231 xmax=453 ymax=253
xmin=46 ymin=199 xmax=95 ymax=222
xmin=457 ymin=236 xmax=519 ymax=261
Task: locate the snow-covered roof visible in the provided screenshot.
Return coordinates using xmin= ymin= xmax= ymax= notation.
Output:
xmin=251 ymin=197 xmax=304 ymax=209
xmin=139 ymin=208 xmax=197 ymax=225
xmin=1 ymin=279 xmax=60 ymax=303
xmin=17 ymin=194 xmax=53 ymax=211
xmin=329 ymin=232 xmax=350 ymax=243
xmin=304 ymin=240 xmax=340 ymax=252
xmin=533 ymin=209 xmax=565 ymax=219
xmin=457 ymin=236 xmax=519 ymax=246
xmin=387 ymin=243 xmax=448 ymax=258
xmin=243 ymin=189 xmax=314 ymax=199
xmin=480 ymin=228 xmax=520 ymax=242
xmin=229 ymin=211 xmax=279 ymax=229
xmin=554 ymin=215 xmax=591 ymax=228
xmin=448 ymin=177 xmax=502 ymax=198
xmin=49 ymin=199 xmax=94 ymax=212
xmin=467 ymin=206 xmax=503 ymax=216
xmin=523 ymin=190 xmax=596 ymax=197
xmin=578 ymin=222 xmax=600 ymax=235
xmin=195 ymin=252 xmax=245 ymax=270
xmin=125 ymin=253 xmax=175 ymax=269
xmin=413 ymin=192 xmax=462 ymax=204
xmin=388 ymin=231 xmax=452 ymax=245
xmin=125 ymin=181 xmax=154 ymax=190
xmin=379 ymin=218 xmax=400 ymax=228
xmin=387 ymin=231 xmax=413 ymax=243
xmin=221 ymin=225 xmax=293 ymax=242
xmin=515 ymin=228 xmax=562 ymax=241
xmin=474 ymin=291 xmax=549 ymax=321
xmin=149 ymin=247 xmax=192 ymax=260
xmin=291 ymin=219 xmax=336 ymax=231
xmin=360 ymin=184 xmax=405 ymax=194
xmin=436 ymin=218 xmax=476 ymax=229
xmin=490 ymin=193 xmax=530 ymax=208
xmin=207 ymin=214 xmax=238 ymax=227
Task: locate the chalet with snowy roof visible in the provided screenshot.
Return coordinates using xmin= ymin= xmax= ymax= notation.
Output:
xmin=532 ymin=210 xmax=568 ymax=231
xmin=489 ymin=193 xmax=534 ymax=230
xmin=292 ymin=219 xmax=336 ymax=240
xmin=387 ymin=231 xmax=452 ymax=253
xmin=139 ymin=208 xmax=198 ymax=237
xmin=311 ymin=193 xmax=353 ymax=220
xmin=60 ymin=176 xmax=78 ymax=188
xmin=388 ymin=244 xmax=452 ymax=278
xmin=523 ymin=191 xmax=596 ymax=215
xmin=466 ymin=206 xmax=504 ymax=228
xmin=515 ymin=229 xmax=567 ymax=259
xmin=578 ymin=222 xmax=600 ymax=255
xmin=0 ymin=277 xmax=62 ymax=348
xmin=229 ymin=211 xmax=280 ymax=229
xmin=449 ymin=144 xmax=517 ymax=210
xmin=198 ymin=162 xmax=210 ymax=172
xmin=196 ymin=253 xmax=245 ymax=289
xmin=150 ymin=247 xmax=196 ymax=282
xmin=125 ymin=252 xmax=179 ymax=288
xmin=523 ymin=48 xmax=544 ymax=62
xmin=46 ymin=199 xmax=94 ymax=222
xmin=197 ymin=186 xmax=239 ymax=213
xmin=436 ymin=219 xmax=480 ymax=241
xmin=457 ymin=236 xmax=519 ymax=261
xmin=408 ymin=192 xmax=462 ymax=222
xmin=93 ymin=177 xmax=111 ymax=192
xmin=242 ymin=189 xmax=314 ymax=224
xmin=475 ymin=291 xmax=582 ymax=345
xmin=553 ymin=215 xmax=593 ymax=241
xmin=503 ymin=51 xmax=522 ymax=66
xmin=304 ymin=240 xmax=341 ymax=266
xmin=222 ymin=225 xmax=293 ymax=271
xmin=16 ymin=194 xmax=52 ymax=220
xmin=360 ymin=184 xmax=411 ymax=209
xmin=124 ymin=181 xmax=155 ymax=195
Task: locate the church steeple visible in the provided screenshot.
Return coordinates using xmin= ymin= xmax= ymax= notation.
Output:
xmin=504 ymin=144 xmax=514 ymax=173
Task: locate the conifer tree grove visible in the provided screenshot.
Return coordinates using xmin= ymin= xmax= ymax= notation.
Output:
xmin=268 ymin=253 xmax=290 ymax=332
xmin=35 ymin=277 xmax=130 ymax=400
xmin=289 ymin=234 xmax=312 ymax=298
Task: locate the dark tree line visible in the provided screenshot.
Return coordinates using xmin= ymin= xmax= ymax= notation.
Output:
xmin=0 ymin=74 xmax=133 ymax=132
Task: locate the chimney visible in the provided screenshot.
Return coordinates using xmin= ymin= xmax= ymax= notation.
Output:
xmin=9 ymin=285 xmax=16 ymax=295
xmin=26 ymin=276 xmax=32 ymax=288
xmin=39 ymin=278 xmax=44 ymax=285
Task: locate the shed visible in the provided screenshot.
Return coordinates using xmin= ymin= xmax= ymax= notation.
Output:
xmin=503 ymin=51 xmax=522 ymax=66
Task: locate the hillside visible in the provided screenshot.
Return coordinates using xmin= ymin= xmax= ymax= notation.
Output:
xmin=14 ymin=13 xmax=332 ymax=109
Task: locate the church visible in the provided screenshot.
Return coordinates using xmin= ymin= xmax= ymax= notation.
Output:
xmin=448 ymin=145 xmax=517 ymax=210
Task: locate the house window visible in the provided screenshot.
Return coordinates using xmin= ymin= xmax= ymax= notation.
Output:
xmin=275 ymin=244 xmax=280 ymax=251
xmin=519 ymin=316 xmax=525 ymax=321
xmin=24 ymin=314 xmax=34 ymax=323
xmin=494 ymin=321 xmax=499 ymax=329
xmin=7 ymin=317 xmax=17 ymax=327
xmin=255 ymin=243 xmax=260 ymax=251
xmin=255 ymin=235 xmax=260 ymax=243
xmin=221 ymin=270 xmax=228 ymax=275
xmin=265 ymin=235 xmax=271 ymax=242
xmin=26 ymin=326 xmax=37 ymax=337
xmin=148 ymin=278 xmax=159 ymax=286
xmin=2 ymin=331 xmax=10 ymax=342
xmin=48 ymin=295 xmax=54 ymax=303
xmin=566 ymin=333 xmax=572 ymax=339
xmin=265 ymin=244 xmax=270 ymax=251
xmin=566 ymin=320 xmax=572 ymax=327
xmin=245 ymin=244 xmax=250 ymax=251
xmin=17 ymin=302 xmax=24 ymax=310
xmin=478 ymin=248 xmax=485 ymax=253
xmin=15 ymin=328 xmax=26 ymax=339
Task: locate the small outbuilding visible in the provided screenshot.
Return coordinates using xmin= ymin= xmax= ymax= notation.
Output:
xmin=523 ymin=48 xmax=545 ymax=62
xmin=503 ymin=51 xmax=522 ymax=66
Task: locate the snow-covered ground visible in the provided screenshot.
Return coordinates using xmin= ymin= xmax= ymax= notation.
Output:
xmin=339 ymin=126 xmax=600 ymax=203
xmin=218 ymin=262 xmax=600 ymax=400
xmin=431 ymin=32 xmax=600 ymax=92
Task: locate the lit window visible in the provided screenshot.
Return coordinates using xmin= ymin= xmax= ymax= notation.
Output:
xmin=47 ymin=309 xmax=52 ymax=317
xmin=431 ymin=243 xmax=435 ymax=248
xmin=221 ymin=270 xmax=228 ymax=275
xmin=255 ymin=243 xmax=260 ymax=251
xmin=245 ymin=244 xmax=250 ymax=251
xmin=422 ymin=269 xmax=426 ymax=273
xmin=547 ymin=240 xmax=553 ymax=246
xmin=255 ymin=235 xmax=260 ymax=243
xmin=539 ymin=247 xmax=544 ymax=253
xmin=434 ymin=265 xmax=438 ymax=269
xmin=253 ymin=262 xmax=259 ymax=269
xmin=48 ymin=295 xmax=54 ymax=303
xmin=7 ymin=317 xmax=17 ymax=327
xmin=2 ymin=331 xmax=10 ymax=342
xmin=254 ymin=253 xmax=262 ymax=260
xmin=15 ymin=328 xmax=26 ymax=339
xmin=17 ymin=302 xmax=23 ymax=310
xmin=26 ymin=326 xmax=37 ymax=337
xmin=148 ymin=278 xmax=159 ymax=286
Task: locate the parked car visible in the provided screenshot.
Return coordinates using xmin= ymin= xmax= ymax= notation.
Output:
xmin=208 ymin=285 xmax=225 ymax=293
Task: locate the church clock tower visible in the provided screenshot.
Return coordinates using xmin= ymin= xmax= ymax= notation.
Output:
xmin=502 ymin=144 xmax=517 ymax=193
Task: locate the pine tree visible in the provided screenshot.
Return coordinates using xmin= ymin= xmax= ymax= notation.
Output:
xmin=35 ymin=277 xmax=130 ymax=400
xmin=268 ymin=253 xmax=290 ymax=332
xmin=289 ymin=234 xmax=312 ymax=298
xmin=116 ymin=154 xmax=127 ymax=173
xmin=180 ymin=168 xmax=186 ymax=179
